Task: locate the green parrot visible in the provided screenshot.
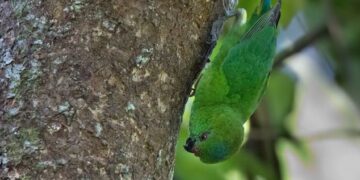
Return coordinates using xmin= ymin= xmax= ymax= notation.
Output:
xmin=184 ymin=0 xmax=281 ymax=163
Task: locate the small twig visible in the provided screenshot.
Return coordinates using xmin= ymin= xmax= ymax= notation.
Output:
xmin=249 ymin=128 xmax=360 ymax=142
xmin=248 ymin=128 xmax=277 ymax=140
xmin=274 ymin=24 xmax=329 ymax=68
xmin=324 ymin=0 xmax=347 ymax=51
xmin=323 ymin=0 xmax=353 ymax=85
xmin=304 ymin=129 xmax=360 ymax=142
xmin=252 ymin=103 xmax=282 ymax=179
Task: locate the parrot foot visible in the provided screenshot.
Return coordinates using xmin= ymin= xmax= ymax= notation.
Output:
xmin=208 ymin=0 xmax=238 ymax=43
xmin=223 ymin=0 xmax=238 ymax=16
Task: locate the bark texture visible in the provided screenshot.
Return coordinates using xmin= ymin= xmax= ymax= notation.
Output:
xmin=0 ymin=0 xmax=221 ymax=179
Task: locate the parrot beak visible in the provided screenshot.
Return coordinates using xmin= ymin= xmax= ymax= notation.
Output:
xmin=184 ymin=137 xmax=198 ymax=155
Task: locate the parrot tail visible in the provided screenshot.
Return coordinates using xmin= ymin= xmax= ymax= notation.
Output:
xmin=261 ymin=0 xmax=272 ymax=13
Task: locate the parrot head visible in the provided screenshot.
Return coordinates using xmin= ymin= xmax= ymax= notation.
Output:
xmin=184 ymin=106 xmax=244 ymax=163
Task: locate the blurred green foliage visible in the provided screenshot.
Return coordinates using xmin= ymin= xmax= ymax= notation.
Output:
xmin=305 ymin=0 xmax=360 ymax=105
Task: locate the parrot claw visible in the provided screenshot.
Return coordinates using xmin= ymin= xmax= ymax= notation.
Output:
xmin=210 ymin=0 xmax=238 ymax=43
xmin=223 ymin=0 xmax=238 ymax=16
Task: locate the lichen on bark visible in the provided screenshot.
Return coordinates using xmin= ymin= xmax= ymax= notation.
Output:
xmin=0 ymin=0 xmax=221 ymax=179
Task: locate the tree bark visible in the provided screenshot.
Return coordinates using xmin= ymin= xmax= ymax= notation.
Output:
xmin=0 ymin=0 xmax=220 ymax=179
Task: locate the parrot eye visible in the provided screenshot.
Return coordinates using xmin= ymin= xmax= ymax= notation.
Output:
xmin=199 ymin=132 xmax=209 ymax=141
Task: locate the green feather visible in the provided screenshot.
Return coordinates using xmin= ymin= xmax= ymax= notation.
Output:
xmin=184 ymin=1 xmax=281 ymax=163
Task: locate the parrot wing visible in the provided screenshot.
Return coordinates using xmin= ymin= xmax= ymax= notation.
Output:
xmin=220 ymin=3 xmax=280 ymax=117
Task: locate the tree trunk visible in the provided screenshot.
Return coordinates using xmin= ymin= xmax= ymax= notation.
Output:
xmin=0 ymin=0 xmax=220 ymax=179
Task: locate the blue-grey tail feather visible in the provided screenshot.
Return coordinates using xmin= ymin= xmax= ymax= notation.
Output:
xmin=261 ymin=0 xmax=282 ymax=15
xmin=261 ymin=0 xmax=272 ymax=13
